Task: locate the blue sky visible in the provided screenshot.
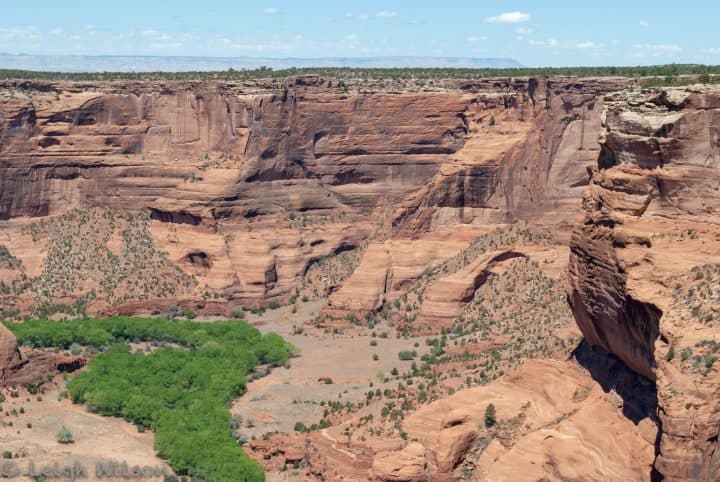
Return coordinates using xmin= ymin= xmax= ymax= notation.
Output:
xmin=2 ymin=0 xmax=719 ymax=66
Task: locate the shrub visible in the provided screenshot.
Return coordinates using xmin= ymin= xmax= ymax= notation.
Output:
xmin=2 ymin=451 xmax=11 ymax=459
xmin=294 ymin=421 xmax=308 ymax=432
xmin=69 ymin=343 xmax=82 ymax=356
xmin=182 ymin=308 xmax=196 ymax=320
xmin=398 ymin=350 xmax=416 ymax=361
xmin=56 ymin=426 xmax=74 ymax=444
xmin=666 ymin=347 xmax=675 ymax=361
xmin=484 ymin=404 xmax=496 ymax=428
xmin=230 ymin=309 xmax=244 ymax=319
xmin=373 ymin=354 xmax=379 ymax=361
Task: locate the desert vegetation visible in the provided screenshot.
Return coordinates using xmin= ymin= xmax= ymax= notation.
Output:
xmin=2 ymin=64 xmax=720 ymax=85
xmin=4 ymin=316 xmax=296 ymax=481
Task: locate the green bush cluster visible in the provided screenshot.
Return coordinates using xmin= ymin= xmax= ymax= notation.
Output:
xmin=4 ymin=317 xmax=296 ymax=481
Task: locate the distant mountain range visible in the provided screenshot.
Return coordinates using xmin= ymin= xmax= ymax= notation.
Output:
xmin=0 ymin=54 xmax=522 ymax=72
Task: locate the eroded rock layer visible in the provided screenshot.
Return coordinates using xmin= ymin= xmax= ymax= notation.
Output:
xmin=0 ymin=77 xmax=626 ymax=314
xmin=568 ymin=86 xmax=720 ymax=481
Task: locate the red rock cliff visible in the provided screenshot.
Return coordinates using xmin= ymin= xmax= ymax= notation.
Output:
xmin=568 ymin=86 xmax=720 ymax=481
xmin=0 ymin=76 xmax=625 ymax=314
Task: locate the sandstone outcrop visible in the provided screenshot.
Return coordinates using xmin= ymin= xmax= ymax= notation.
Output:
xmin=0 ymin=77 xmax=627 ymax=314
xmin=0 ymin=322 xmax=83 ymax=386
xmin=378 ymin=359 xmax=655 ymax=481
xmin=0 ymin=322 xmax=24 ymax=385
xmin=371 ymin=442 xmax=435 ymax=482
xmin=568 ymin=86 xmax=720 ymax=480
xmin=415 ymin=249 xmax=525 ymax=328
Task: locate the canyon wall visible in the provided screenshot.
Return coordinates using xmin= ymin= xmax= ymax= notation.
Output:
xmin=0 ymin=77 xmax=626 ymax=314
xmin=568 ymin=86 xmax=720 ymax=480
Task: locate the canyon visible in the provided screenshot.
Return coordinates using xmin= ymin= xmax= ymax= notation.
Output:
xmin=0 ymin=75 xmax=719 ymax=481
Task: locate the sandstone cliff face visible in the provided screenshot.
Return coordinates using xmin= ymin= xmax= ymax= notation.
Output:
xmin=0 ymin=323 xmax=23 ymax=385
xmin=0 ymin=77 xmax=627 ymax=313
xmin=392 ymin=77 xmax=620 ymax=237
xmin=568 ymin=86 xmax=720 ymax=481
xmin=0 ymin=81 xmax=468 ymax=221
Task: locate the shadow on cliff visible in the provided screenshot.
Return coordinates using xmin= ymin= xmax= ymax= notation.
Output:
xmin=572 ymin=340 xmax=658 ymax=424
xmin=572 ymin=341 xmax=663 ymax=481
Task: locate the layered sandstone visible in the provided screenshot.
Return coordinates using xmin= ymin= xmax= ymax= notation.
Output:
xmin=0 ymin=77 xmax=628 ymax=314
xmin=568 ymin=86 xmax=720 ymax=480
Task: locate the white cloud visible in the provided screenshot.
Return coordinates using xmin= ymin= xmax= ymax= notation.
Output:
xmin=528 ymin=38 xmax=558 ymax=48
xmin=631 ymin=43 xmax=681 ymax=58
xmin=342 ymin=33 xmax=363 ymax=50
xmin=151 ymin=41 xmax=182 ymax=50
xmin=142 ymin=30 xmax=173 ymax=41
xmin=639 ymin=20 xmax=649 ymax=27
xmin=376 ymin=11 xmax=397 ymax=18
xmin=48 ymin=28 xmax=64 ymax=36
xmin=294 ymin=34 xmax=304 ymax=41
xmin=216 ymin=37 xmax=293 ymax=51
xmin=466 ymin=36 xmax=487 ymax=43
xmin=0 ymin=26 xmax=41 ymax=40
xmin=575 ymin=41 xmax=597 ymax=49
xmin=346 ymin=13 xmax=369 ymax=21
xmin=700 ymin=48 xmax=720 ymax=55
xmin=263 ymin=7 xmax=279 ymax=14
xmin=516 ymin=27 xmax=533 ymax=37
xmin=483 ymin=11 xmax=530 ymax=24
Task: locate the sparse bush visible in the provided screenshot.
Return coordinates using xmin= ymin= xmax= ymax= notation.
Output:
xmin=484 ymin=403 xmax=496 ymax=428
xmin=69 ymin=343 xmax=82 ymax=356
xmin=56 ymin=426 xmax=74 ymax=444
xmin=666 ymin=346 xmax=675 ymax=361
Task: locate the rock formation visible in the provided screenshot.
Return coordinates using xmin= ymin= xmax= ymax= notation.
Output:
xmin=568 ymin=85 xmax=720 ymax=481
xmin=0 ymin=322 xmax=24 ymax=385
xmin=6 ymin=75 xmax=720 ymax=481
xmin=0 ymin=322 xmax=83 ymax=386
xmin=0 ymin=76 xmax=627 ymax=315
